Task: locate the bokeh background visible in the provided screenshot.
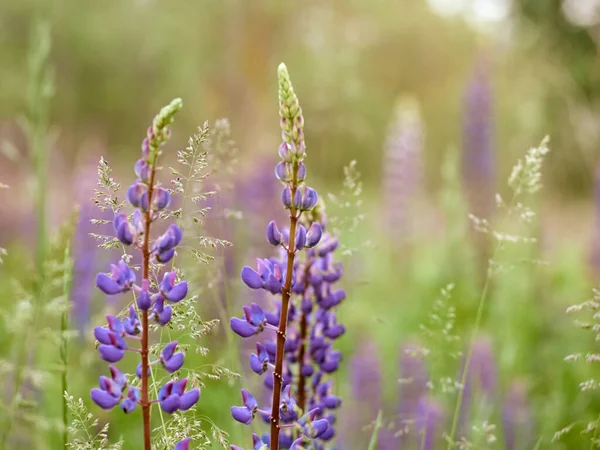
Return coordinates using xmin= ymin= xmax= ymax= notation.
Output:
xmin=2 ymin=0 xmax=600 ymax=449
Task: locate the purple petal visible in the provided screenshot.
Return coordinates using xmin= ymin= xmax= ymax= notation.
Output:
xmin=179 ymin=388 xmax=200 ymax=411
xmin=160 ymin=395 xmax=181 ymax=413
xmin=91 ymin=388 xmax=120 ymax=409
xmin=274 ymin=161 xmax=289 ymax=181
xmin=98 ymin=345 xmax=125 ymax=363
xmin=306 ymin=222 xmax=322 ymax=248
xmin=116 ymin=221 xmax=134 ymax=246
xmin=297 ymin=163 xmax=307 ymax=180
xmin=96 ymin=273 xmax=123 ymax=295
xmin=281 ymin=186 xmax=293 ymax=208
xmin=153 ymin=187 xmax=171 ymax=210
xmin=301 ymin=187 xmax=318 ymax=211
xmin=266 ymin=220 xmax=283 ymax=246
xmin=242 ymin=389 xmax=258 ymax=410
xmin=163 ymin=353 xmax=184 ymax=373
xmin=173 ymin=438 xmax=191 ymax=450
xmin=231 ymin=406 xmax=254 ymax=425
xmin=250 ymin=353 xmax=267 ymax=375
xmin=120 ymin=398 xmax=137 ymax=414
xmin=230 ymin=317 xmax=258 ymax=338
xmin=109 ymin=365 xmax=127 ymax=387
xmin=162 ymin=341 xmax=178 ymax=361
xmin=295 ymin=225 xmax=307 ymax=251
xmin=94 ymin=327 xmax=112 ymax=345
xmin=172 ymin=378 xmax=188 ymax=396
xmin=165 ymin=281 xmax=188 ymax=302
xmin=137 ymin=289 xmax=152 ymax=311
xmin=303 ymin=418 xmax=329 ymax=439
xmin=157 ymin=249 xmax=175 ymax=263
xmin=241 ymin=266 xmax=263 ymax=289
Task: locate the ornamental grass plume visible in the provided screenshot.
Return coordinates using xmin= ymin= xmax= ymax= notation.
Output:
xmin=90 ymin=99 xmax=198 ymax=450
xmin=229 ymin=63 xmax=345 ymax=450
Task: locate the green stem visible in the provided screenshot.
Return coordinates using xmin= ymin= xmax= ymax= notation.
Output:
xmin=446 ymin=195 xmax=517 ymax=449
xmin=61 ymin=243 xmax=73 ymax=449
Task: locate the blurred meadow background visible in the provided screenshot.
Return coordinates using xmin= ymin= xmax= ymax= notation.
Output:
xmin=2 ymin=0 xmax=600 ymax=449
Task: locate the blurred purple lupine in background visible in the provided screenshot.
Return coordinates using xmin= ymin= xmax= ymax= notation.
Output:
xmin=589 ymin=165 xmax=600 ymax=277
xmin=235 ymin=154 xmax=284 ymax=255
xmin=462 ymin=61 xmax=495 ymax=223
xmin=458 ymin=337 xmax=498 ymax=437
xmin=70 ymin=152 xmax=106 ymax=335
xmin=503 ymin=381 xmax=534 ymax=450
xmin=415 ymin=397 xmax=445 ymax=450
xmin=381 ymin=97 xmax=424 ymax=244
xmin=347 ymin=340 xmax=382 ymax=447
xmin=397 ymin=343 xmax=430 ymax=447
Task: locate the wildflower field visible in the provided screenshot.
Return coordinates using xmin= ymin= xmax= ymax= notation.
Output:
xmin=2 ymin=1 xmax=600 ymax=449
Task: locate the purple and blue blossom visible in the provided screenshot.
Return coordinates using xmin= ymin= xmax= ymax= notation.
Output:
xmin=89 ymin=99 xmax=198 ymax=449
xmin=229 ymin=63 xmax=345 ymax=450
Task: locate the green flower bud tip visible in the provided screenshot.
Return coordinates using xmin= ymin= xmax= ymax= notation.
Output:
xmin=152 ymin=98 xmax=183 ymax=137
xmin=277 ymin=63 xmax=300 ymax=121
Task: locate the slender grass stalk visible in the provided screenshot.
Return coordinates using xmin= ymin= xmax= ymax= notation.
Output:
xmin=367 ymin=411 xmax=383 ymax=450
xmin=446 ymin=196 xmax=515 ymax=449
xmin=0 ymin=21 xmax=54 ymax=450
xmin=60 ymin=240 xmax=74 ymax=449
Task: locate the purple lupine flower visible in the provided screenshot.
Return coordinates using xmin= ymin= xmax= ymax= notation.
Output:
xmin=415 ymin=397 xmax=445 ymax=450
xmin=71 ymin=153 xmax=109 ymax=335
xmin=458 ymin=337 xmax=498 ymax=436
xmin=228 ymin=64 xmax=347 ymax=450
xmin=589 ymin=165 xmax=600 ymax=277
xmin=89 ymin=99 xmax=200 ymax=448
xmin=231 ymin=389 xmax=260 ymax=424
xmin=160 ymin=341 xmax=185 ymax=373
xmin=158 ymin=379 xmax=200 ymax=414
xmin=347 ymin=341 xmax=382 ymax=447
xmin=173 ymin=438 xmax=191 ymax=450
xmin=462 ymin=61 xmax=495 ymax=221
xmin=503 ymin=381 xmax=534 ymax=450
xmin=395 ymin=342 xmax=430 ymax=448
xmin=381 ymin=97 xmax=424 ymax=243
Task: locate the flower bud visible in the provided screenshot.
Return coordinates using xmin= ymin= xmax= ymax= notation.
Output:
xmin=126 ymin=182 xmax=147 ymax=208
xmin=282 ymin=186 xmax=293 ymax=209
xmin=134 ymin=158 xmax=150 ymax=183
xmin=297 ymin=163 xmax=307 ymax=181
xmin=266 ymin=220 xmax=283 ymax=246
xmin=153 ymin=187 xmax=171 ymax=211
xmin=295 ymin=225 xmax=307 ymax=251
xmin=306 ymin=222 xmax=323 ymax=248
xmin=300 ymin=187 xmax=318 ymax=211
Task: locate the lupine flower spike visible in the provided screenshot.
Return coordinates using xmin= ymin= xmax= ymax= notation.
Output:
xmin=229 ymin=63 xmax=347 ymax=450
xmin=90 ymin=99 xmax=199 ymax=450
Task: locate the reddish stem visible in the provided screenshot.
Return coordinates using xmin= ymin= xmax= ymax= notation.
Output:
xmin=270 ymin=165 xmax=299 ymax=450
xmin=141 ymin=163 xmax=157 ymax=450
xmin=296 ymin=262 xmax=312 ymax=413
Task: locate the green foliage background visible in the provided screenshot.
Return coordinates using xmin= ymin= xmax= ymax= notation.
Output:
xmin=1 ymin=0 xmax=600 ymax=449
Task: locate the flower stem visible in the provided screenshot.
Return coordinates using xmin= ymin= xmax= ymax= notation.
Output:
xmin=140 ymin=163 xmax=157 ymax=450
xmin=270 ymin=163 xmax=299 ymax=450
xmin=296 ymin=262 xmax=312 ymax=414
